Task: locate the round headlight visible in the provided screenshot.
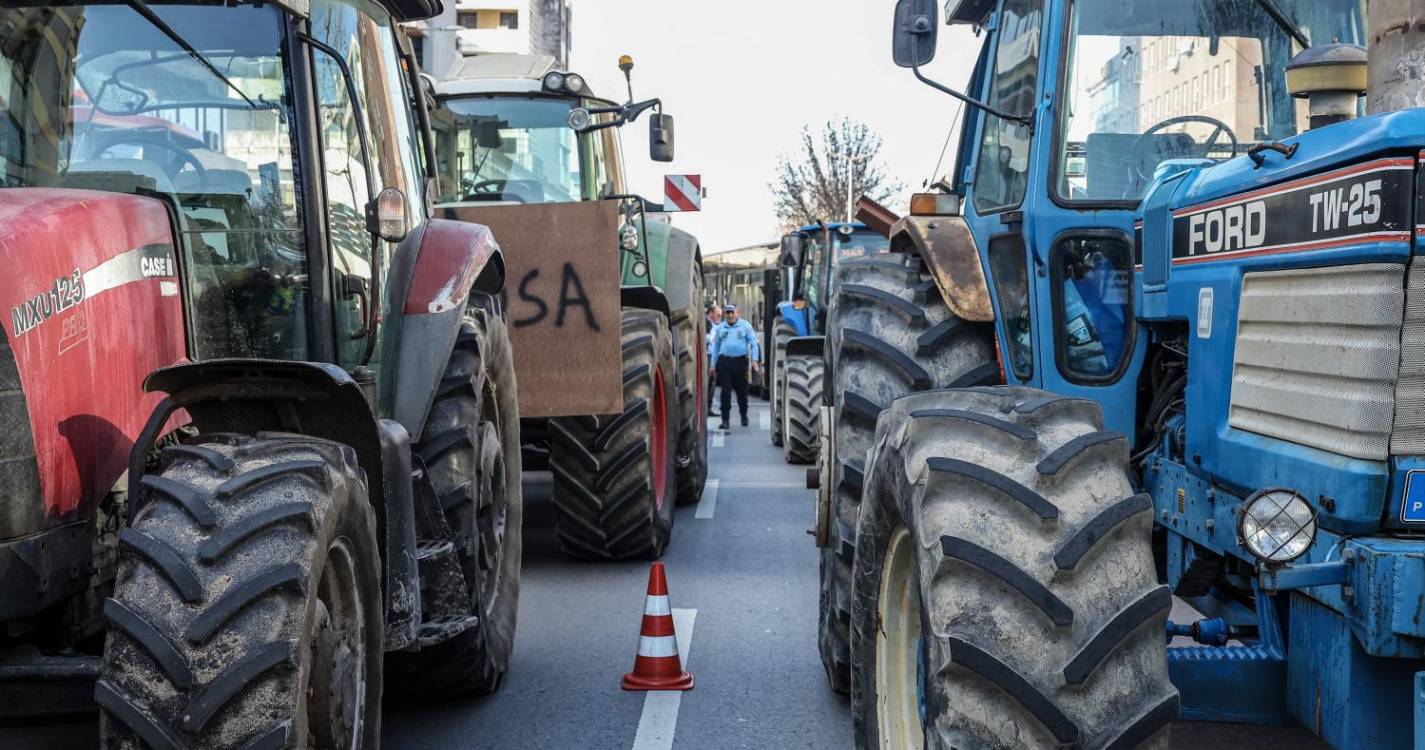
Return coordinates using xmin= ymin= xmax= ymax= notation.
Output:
xmin=1238 ymin=489 xmax=1317 ymax=564
xmin=567 ymin=107 xmax=591 ymax=132
xmin=564 ymin=74 xmax=585 ymax=93
xmin=632 ymin=260 xmax=648 ymax=277
xmin=543 ymin=72 xmax=565 ymax=91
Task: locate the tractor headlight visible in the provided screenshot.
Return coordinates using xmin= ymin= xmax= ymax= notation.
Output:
xmin=568 ymin=107 xmax=592 ymax=132
xmin=565 ymin=74 xmax=585 ymax=93
xmin=632 ymin=260 xmax=648 ymax=277
xmin=620 ymin=223 xmax=639 ymax=251
xmin=1238 ymin=489 xmax=1317 ymax=564
xmin=543 ymin=71 xmax=566 ymax=91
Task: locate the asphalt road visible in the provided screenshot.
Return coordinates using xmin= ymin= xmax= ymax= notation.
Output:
xmin=2 ymin=399 xmax=1329 ymax=749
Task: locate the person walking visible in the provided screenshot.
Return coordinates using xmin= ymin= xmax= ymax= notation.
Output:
xmin=705 ymin=302 xmax=722 ymax=415
xmin=711 ymin=303 xmax=760 ymax=430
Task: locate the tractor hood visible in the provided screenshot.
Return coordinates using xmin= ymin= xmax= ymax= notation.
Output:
xmin=0 ymin=189 xmax=187 ymax=538
xmin=1136 ymin=108 xmax=1425 ymax=535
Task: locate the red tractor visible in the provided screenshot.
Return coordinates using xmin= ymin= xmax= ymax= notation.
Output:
xmin=0 ymin=1 xmax=522 ymax=747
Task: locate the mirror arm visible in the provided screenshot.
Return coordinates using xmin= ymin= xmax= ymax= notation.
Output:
xmin=298 ymin=31 xmax=383 ymax=365
xmin=623 ymin=97 xmax=661 ymax=124
xmin=911 ymin=63 xmax=1031 ymax=128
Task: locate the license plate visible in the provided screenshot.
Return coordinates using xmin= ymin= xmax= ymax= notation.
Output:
xmin=1401 ymin=471 xmax=1425 ymax=524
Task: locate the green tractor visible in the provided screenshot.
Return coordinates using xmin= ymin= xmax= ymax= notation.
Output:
xmin=429 ymin=54 xmax=707 ymax=560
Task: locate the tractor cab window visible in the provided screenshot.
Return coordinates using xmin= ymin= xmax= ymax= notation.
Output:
xmin=989 ymin=234 xmax=1033 ymax=379
xmin=310 ymin=0 xmax=426 ymax=369
xmin=432 ymin=96 xmax=585 ymax=204
xmin=800 ymin=231 xmax=829 ymax=313
xmin=1053 ymin=237 xmax=1133 ymax=380
xmin=0 ymin=3 xmax=309 ymax=360
xmin=971 ymin=0 xmax=1043 ymax=214
xmin=1055 ymin=0 xmax=1366 ymax=203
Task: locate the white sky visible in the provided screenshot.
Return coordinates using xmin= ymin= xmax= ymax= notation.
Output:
xmin=568 ymin=0 xmax=983 ymax=255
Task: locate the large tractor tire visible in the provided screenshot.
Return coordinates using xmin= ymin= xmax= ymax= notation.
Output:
xmin=782 ymin=351 xmax=824 ymax=464
xmin=98 ymin=434 xmax=383 ymax=750
xmin=388 ymin=294 xmax=522 ymax=695
xmin=769 ymin=315 xmax=795 ymax=447
xmin=819 ymin=256 xmax=997 ymax=694
xmin=850 ymin=388 xmax=1176 ymax=749
xmin=671 ymin=305 xmax=708 ymax=506
xmin=549 ymin=309 xmax=679 ymax=560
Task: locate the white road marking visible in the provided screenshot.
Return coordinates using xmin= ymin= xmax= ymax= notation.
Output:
xmin=711 ymin=432 xmax=725 ymax=448
xmin=631 ymin=608 xmax=697 ymax=750
xmin=695 ymin=479 xmax=719 ymax=519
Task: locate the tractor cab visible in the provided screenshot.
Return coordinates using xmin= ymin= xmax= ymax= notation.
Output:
xmin=778 ymin=221 xmax=891 ymax=337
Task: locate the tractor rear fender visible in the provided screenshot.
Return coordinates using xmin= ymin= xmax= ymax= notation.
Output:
xmin=622 ymin=285 xmax=672 ymax=319
xmin=660 ymin=227 xmax=701 ymax=314
xmin=888 ymin=214 xmax=995 ymax=323
xmin=786 ymin=335 xmax=825 ymax=358
xmin=129 ymin=359 xmax=421 ymax=648
xmin=386 ymin=218 xmax=504 ymax=441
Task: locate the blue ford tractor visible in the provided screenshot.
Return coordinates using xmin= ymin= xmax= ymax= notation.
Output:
xmin=770 ymin=222 xmax=890 ymax=462
xmin=815 ymin=0 xmax=1425 ymax=748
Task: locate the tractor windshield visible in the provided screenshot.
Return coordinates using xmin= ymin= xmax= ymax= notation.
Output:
xmin=1054 ymin=0 xmax=1366 ymax=203
xmin=432 ymin=96 xmax=594 ymax=204
xmin=833 ymin=229 xmax=890 ymax=262
xmin=0 ymin=2 xmax=309 ymax=358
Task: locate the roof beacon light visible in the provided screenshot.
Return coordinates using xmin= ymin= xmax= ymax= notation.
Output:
xmin=1285 ymin=43 xmax=1367 ymax=129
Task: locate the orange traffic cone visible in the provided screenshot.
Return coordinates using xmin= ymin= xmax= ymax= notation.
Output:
xmin=622 ymin=562 xmax=694 ymax=691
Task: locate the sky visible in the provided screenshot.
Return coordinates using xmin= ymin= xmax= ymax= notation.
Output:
xmin=568 ymin=0 xmax=984 ymax=256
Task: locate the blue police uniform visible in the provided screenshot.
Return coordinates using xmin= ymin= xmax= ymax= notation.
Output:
xmin=711 ymin=317 xmax=760 ymax=425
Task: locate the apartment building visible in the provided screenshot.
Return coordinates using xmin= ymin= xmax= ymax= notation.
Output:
xmin=410 ymin=0 xmax=572 ymax=80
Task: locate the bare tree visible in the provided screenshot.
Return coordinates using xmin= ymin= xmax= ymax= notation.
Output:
xmin=770 ymin=117 xmax=903 ymax=230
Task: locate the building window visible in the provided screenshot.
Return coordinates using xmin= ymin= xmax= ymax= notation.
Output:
xmin=457 ymin=10 xmax=477 ymax=28
xmin=499 ymin=11 xmax=518 ymax=28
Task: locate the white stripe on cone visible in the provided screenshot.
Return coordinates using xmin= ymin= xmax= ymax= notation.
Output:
xmin=645 ymin=595 xmax=671 ymax=616
xmin=637 ymin=635 xmax=680 ymax=658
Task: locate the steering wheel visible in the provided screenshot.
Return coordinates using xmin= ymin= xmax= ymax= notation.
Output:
xmin=100 ymin=134 xmax=208 ymax=190
xmin=463 ymin=179 xmax=526 ymax=203
xmin=1128 ymin=115 xmax=1238 ymax=186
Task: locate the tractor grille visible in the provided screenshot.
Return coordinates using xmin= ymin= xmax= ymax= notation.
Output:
xmin=1393 ymin=260 xmax=1425 ymax=455
xmin=1228 ymin=264 xmax=1404 ymax=461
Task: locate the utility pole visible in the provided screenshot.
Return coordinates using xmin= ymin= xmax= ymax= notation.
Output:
xmin=834 ymin=151 xmax=869 ymax=223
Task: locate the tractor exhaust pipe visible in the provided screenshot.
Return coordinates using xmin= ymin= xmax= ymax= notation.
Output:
xmin=1368 ymin=0 xmax=1425 ymax=114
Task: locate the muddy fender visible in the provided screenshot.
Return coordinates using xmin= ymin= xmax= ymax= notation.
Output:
xmin=888 ymin=214 xmax=995 ymax=322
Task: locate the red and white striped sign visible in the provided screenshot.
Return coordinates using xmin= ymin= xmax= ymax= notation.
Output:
xmin=664 ymin=174 xmax=702 ymax=212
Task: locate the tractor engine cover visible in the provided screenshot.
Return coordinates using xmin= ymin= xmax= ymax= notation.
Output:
xmin=0 ymin=188 xmax=185 ymax=539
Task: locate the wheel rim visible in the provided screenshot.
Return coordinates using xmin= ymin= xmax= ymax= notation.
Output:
xmin=876 ymin=526 xmax=924 ymax=750
xmin=306 ymin=537 xmax=367 ymax=750
xmin=475 ymin=421 xmax=509 ymax=606
xmin=651 ymin=365 xmax=669 ymax=507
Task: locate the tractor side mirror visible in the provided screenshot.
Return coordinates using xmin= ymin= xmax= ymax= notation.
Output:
xmin=779 ymin=234 xmax=805 ymax=267
xmin=892 ymin=0 xmax=939 ymax=68
xmin=650 ymin=113 xmax=675 ymax=162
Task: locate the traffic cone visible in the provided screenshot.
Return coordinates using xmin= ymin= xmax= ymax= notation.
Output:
xmin=622 ymin=562 xmax=694 ymax=691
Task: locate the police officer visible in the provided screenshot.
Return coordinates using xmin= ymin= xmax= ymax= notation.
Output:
xmin=711 ymin=303 xmax=760 ymax=429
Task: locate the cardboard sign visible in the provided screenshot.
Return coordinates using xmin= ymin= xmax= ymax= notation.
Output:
xmin=441 ymin=201 xmax=623 ymax=418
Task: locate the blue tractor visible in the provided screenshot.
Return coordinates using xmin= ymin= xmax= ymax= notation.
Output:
xmin=770 ymin=221 xmax=890 ymax=463
xmin=817 ymin=0 xmax=1425 ymax=748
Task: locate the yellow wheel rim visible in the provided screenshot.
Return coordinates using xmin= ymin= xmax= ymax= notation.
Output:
xmin=876 ymin=526 xmax=924 ymax=750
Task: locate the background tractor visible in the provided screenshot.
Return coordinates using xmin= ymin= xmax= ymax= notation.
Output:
xmin=430 ymin=54 xmax=707 ymax=561
xmin=0 ymin=0 xmax=526 ymax=746
xmin=816 ymin=0 xmax=1425 ymax=749
xmin=771 ymin=222 xmax=890 ymax=464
